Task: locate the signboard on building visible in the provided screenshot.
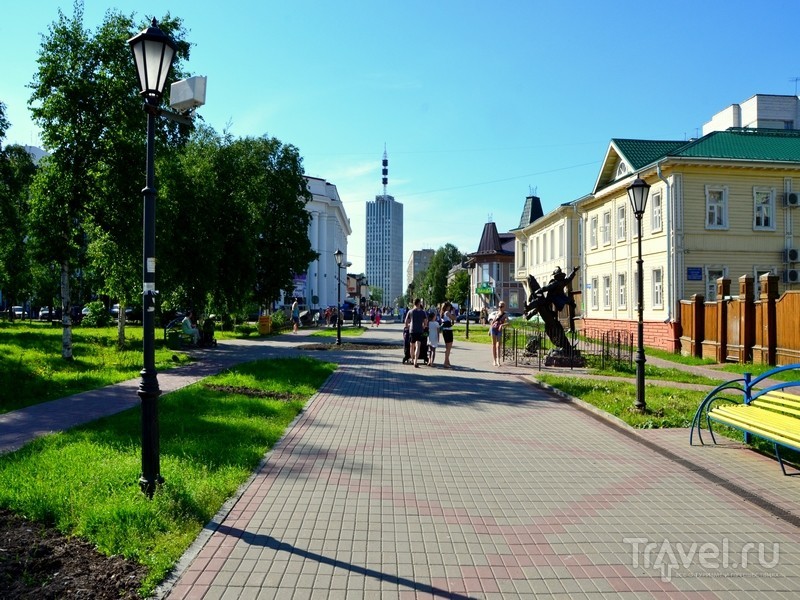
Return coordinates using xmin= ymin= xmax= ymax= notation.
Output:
xmin=687 ymin=267 xmax=703 ymax=281
xmin=476 ymin=282 xmax=493 ymax=294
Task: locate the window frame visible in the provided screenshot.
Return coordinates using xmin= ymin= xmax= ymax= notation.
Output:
xmin=705 ymin=185 xmax=728 ymax=230
xmin=652 ymin=267 xmax=663 ymax=309
xmin=589 ymin=216 xmax=598 ymax=249
xmin=602 ymin=275 xmax=611 ymax=309
xmin=616 ymin=205 xmax=627 ymax=241
xmin=591 ymin=276 xmax=599 ymax=309
xmin=651 ymin=191 xmax=663 ymax=233
xmin=602 ymin=211 xmax=611 ymax=245
xmin=618 ymin=272 xmax=627 ymax=308
xmin=753 ymin=187 xmax=776 ymax=231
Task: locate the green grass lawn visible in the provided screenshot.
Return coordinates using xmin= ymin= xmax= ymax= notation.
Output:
xmin=535 ymin=374 xmax=707 ymax=429
xmin=0 ymin=356 xmax=336 ymax=596
xmin=310 ymin=325 xmax=368 ymax=338
xmin=0 ymin=322 xmax=193 ymax=414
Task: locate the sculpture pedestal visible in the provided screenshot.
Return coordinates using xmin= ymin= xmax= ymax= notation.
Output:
xmin=544 ymin=348 xmax=586 ymax=368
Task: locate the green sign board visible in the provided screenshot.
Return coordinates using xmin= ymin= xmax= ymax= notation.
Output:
xmin=476 ymin=282 xmax=493 ymax=294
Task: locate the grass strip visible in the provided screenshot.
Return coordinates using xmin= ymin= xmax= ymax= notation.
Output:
xmin=535 ymin=374 xmax=707 ymax=429
xmin=0 ymin=355 xmax=336 ymax=596
xmin=0 ymin=323 xmax=192 ymax=413
xmin=310 ymin=326 xmax=368 ymax=338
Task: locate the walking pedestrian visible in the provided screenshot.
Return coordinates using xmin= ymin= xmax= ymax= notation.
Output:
xmin=440 ymin=302 xmax=455 ymax=368
xmin=405 ymin=298 xmax=428 ymax=368
xmin=291 ymin=298 xmax=300 ymax=334
xmin=490 ymin=301 xmax=508 ymax=366
xmin=427 ymin=311 xmax=440 ymax=366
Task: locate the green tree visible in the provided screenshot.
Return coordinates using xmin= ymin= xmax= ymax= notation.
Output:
xmin=446 ymin=269 xmax=469 ymax=309
xmin=421 ymin=243 xmax=463 ymax=306
xmin=27 ymin=2 xmax=190 ymax=356
xmin=369 ymin=286 xmax=383 ymax=306
xmin=0 ymin=103 xmax=37 ymax=316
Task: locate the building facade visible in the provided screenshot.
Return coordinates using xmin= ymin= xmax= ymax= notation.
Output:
xmin=406 ymin=249 xmax=434 ymax=288
xmin=466 ymin=221 xmax=525 ymax=313
xmin=366 ymin=194 xmax=403 ymax=307
xmin=580 ymin=129 xmax=800 ymax=351
xmin=302 ymin=176 xmax=351 ymax=309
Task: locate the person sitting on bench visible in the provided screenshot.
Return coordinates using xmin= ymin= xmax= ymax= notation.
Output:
xmin=182 ymin=310 xmax=200 ymax=345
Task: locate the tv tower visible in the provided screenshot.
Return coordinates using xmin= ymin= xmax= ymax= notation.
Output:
xmin=382 ymin=145 xmax=389 ymax=197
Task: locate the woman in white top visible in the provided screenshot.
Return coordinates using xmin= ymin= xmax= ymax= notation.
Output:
xmin=427 ymin=311 xmax=440 ymax=366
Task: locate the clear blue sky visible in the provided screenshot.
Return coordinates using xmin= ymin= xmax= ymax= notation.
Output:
xmin=2 ymin=1 xmax=799 ymax=279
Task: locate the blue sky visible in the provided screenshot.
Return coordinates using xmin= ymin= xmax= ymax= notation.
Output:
xmin=2 ymin=1 xmax=799 ymax=279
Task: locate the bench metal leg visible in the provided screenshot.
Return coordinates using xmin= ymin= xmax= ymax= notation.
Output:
xmin=774 ymin=444 xmax=800 ymax=477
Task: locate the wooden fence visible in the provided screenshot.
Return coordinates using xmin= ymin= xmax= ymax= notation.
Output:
xmin=680 ymin=274 xmax=800 ymax=366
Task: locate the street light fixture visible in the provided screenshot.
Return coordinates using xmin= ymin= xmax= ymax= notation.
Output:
xmin=334 ymin=249 xmax=343 ymax=345
xmin=128 ymin=18 xmax=177 ymax=498
xmin=627 ymin=174 xmax=651 ymax=412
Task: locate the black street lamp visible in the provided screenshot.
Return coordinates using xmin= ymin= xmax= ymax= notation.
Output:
xmin=128 ymin=19 xmax=177 ymax=497
xmin=334 ymin=249 xmax=343 ymax=345
xmin=627 ymin=174 xmax=651 ymax=412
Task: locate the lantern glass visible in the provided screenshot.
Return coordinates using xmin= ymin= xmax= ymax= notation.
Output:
xmin=128 ymin=19 xmax=177 ymax=98
xmin=334 ymin=249 xmax=343 ymax=267
xmin=627 ymin=176 xmax=651 ymax=217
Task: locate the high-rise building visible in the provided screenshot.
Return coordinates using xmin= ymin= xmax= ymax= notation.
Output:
xmin=406 ymin=249 xmax=434 ymax=288
xmin=365 ymin=149 xmax=403 ymax=306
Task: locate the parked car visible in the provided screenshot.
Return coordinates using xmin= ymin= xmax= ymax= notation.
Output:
xmin=11 ymin=306 xmax=27 ymax=319
xmin=110 ymin=304 xmax=141 ymax=321
xmin=39 ymin=307 xmax=61 ymax=320
xmin=456 ymin=310 xmax=480 ymax=323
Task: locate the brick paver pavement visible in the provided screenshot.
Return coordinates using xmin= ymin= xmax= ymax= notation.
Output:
xmin=160 ymin=323 xmax=800 ymax=599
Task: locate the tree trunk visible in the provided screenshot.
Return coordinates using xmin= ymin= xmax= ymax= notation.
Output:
xmin=60 ymin=260 xmax=73 ymax=360
xmin=117 ymin=302 xmax=126 ymax=350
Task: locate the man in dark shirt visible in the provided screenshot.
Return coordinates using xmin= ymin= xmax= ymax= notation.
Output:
xmin=405 ymin=298 xmax=428 ymax=368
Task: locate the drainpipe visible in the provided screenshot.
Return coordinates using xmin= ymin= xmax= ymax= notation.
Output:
xmin=656 ymin=161 xmax=674 ymax=323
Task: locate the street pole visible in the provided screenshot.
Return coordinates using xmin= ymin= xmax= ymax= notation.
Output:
xmin=336 ymin=266 xmax=342 ymax=345
xmin=634 ymin=214 xmax=646 ymax=412
xmin=138 ymin=102 xmax=162 ymax=497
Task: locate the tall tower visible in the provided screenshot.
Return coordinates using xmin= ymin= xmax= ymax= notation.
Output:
xmin=365 ymin=148 xmax=403 ymax=307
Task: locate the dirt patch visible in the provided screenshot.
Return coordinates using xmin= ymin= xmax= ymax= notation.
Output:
xmin=0 ymin=509 xmax=146 ymax=599
xmin=202 ymin=384 xmax=305 ymax=401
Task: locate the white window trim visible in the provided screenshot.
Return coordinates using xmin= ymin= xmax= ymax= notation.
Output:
xmin=705 ymin=266 xmax=727 ymax=301
xmin=602 ymin=275 xmax=612 ymax=309
xmin=591 ymin=276 xmax=599 ymax=309
xmin=651 ymin=191 xmax=663 ymax=233
xmin=590 ymin=216 xmax=598 ymax=249
xmin=602 ymin=211 xmax=611 ymax=245
xmin=617 ymin=205 xmax=627 ymax=241
xmin=753 ymin=187 xmax=776 ymax=231
xmin=705 ymin=185 xmax=729 ymax=230
xmin=652 ymin=267 xmax=663 ymax=309
xmin=618 ymin=273 xmax=627 ymax=308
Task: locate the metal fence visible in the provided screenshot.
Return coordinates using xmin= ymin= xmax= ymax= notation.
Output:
xmin=501 ymin=322 xmax=633 ymax=370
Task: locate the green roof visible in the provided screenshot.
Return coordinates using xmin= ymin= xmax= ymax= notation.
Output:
xmin=670 ymin=128 xmax=800 ymax=162
xmin=612 ymin=139 xmax=686 ymax=170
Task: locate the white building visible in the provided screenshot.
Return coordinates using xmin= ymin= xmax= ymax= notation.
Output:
xmin=303 ymin=176 xmax=351 ymax=309
xmin=366 ymin=194 xmax=403 ymax=306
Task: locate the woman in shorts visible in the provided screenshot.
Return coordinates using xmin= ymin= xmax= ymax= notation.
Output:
xmin=490 ymin=301 xmax=507 ymax=366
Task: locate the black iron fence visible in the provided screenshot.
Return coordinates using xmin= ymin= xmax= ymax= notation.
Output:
xmin=502 ymin=322 xmax=633 ymax=370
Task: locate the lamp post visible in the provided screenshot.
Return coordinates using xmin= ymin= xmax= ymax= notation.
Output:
xmin=334 ymin=249 xmax=343 ymax=345
xmin=128 ymin=19 xmax=177 ymax=497
xmin=627 ymin=174 xmax=651 ymax=412
xmin=463 ymin=261 xmax=473 ymax=340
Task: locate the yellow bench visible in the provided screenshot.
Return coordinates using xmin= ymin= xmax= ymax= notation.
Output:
xmin=691 ymin=366 xmax=800 ymax=475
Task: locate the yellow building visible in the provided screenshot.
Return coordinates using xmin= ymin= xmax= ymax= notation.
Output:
xmin=582 ymin=129 xmax=800 ymax=351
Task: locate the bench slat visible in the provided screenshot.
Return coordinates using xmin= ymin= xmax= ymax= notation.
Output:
xmin=710 ymin=407 xmax=800 ymax=448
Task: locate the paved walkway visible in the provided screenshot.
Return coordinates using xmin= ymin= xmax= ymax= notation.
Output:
xmin=143 ymin=323 xmax=799 ymax=599
xmin=3 ymin=323 xmax=799 ymax=598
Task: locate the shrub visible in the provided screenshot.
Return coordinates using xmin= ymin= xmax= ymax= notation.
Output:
xmin=270 ymin=311 xmax=286 ymax=328
xmin=81 ymin=300 xmax=111 ymax=328
xmin=234 ymin=323 xmax=256 ymax=337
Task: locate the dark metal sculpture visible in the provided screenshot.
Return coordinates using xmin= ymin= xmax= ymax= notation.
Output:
xmin=524 ymin=266 xmax=584 ymax=366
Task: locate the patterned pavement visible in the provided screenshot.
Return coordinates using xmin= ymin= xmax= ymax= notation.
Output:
xmin=158 ymin=323 xmax=800 ymax=599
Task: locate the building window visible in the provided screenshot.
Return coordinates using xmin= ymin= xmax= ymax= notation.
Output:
xmin=754 ymin=267 xmax=774 ymax=298
xmin=651 ymin=191 xmax=663 ymax=232
xmin=705 ymin=267 xmax=725 ymax=301
xmin=508 ymin=262 xmax=514 ymax=278
xmin=535 ymin=237 xmax=540 ymax=265
xmin=589 ymin=216 xmax=598 ymax=249
xmin=652 ymin=268 xmax=663 ymax=308
xmin=519 ymin=241 xmax=527 ymax=269
xmin=550 ymin=229 xmax=555 ymax=260
xmin=602 ymin=211 xmax=611 ymax=245
xmin=617 ymin=205 xmax=626 ymax=241
xmin=705 ymin=186 xmax=728 ymax=229
xmin=543 ymin=232 xmax=548 ymax=262
xmin=591 ymin=276 xmax=599 ymax=309
xmin=753 ymin=188 xmax=775 ymax=231
xmin=618 ymin=273 xmax=626 ymax=308
xmin=509 ymin=290 xmax=519 ymax=309
xmin=558 ymin=223 xmax=565 ymax=258
xmin=616 ymin=160 xmax=629 ymax=178
xmin=603 ymin=275 xmax=611 ymax=308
